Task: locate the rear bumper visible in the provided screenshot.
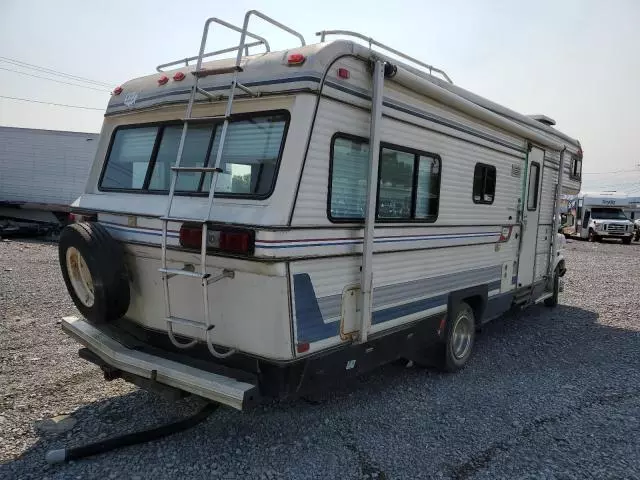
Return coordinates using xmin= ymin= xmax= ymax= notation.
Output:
xmin=61 ymin=317 xmax=258 ymax=410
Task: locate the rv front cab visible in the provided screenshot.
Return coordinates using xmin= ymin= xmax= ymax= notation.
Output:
xmin=587 ymin=206 xmax=634 ymax=244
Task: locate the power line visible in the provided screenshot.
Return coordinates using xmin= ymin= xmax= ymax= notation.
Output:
xmin=0 ymin=95 xmax=105 ymax=111
xmin=0 ymin=56 xmax=114 ymax=88
xmin=0 ymin=66 xmax=111 ymax=92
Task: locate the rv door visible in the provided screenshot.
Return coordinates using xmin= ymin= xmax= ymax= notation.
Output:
xmin=517 ymin=147 xmax=543 ymax=288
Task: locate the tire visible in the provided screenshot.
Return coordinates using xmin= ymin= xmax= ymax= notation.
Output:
xmin=439 ymin=302 xmax=476 ymax=373
xmin=59 ymin=222 xmax=130 ymax=323
xmin=622 ymin=237 xmax=632 ymax=245
xmin=544 ymin=268 xmax=559 ymax=307
xmin=588 ymin=229 xmax=598 ymax=242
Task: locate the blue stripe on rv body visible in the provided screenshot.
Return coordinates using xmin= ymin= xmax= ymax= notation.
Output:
xmin=292 ymin=275 xmax=504 ymax=344
xmin=255 ymin=231 xmax=499 ymax=249
xmin=102 ymin=222 xmax=180 ymax=238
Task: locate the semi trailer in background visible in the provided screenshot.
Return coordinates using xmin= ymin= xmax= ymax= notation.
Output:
xmin=0 ymin=126 xmax=98 ymax=235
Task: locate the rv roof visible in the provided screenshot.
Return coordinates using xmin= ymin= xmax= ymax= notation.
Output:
xmin=106 ymin=36 xmax=580 ymax=149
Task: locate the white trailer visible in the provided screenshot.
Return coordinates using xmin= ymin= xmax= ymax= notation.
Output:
xmin=562 ymin=191 xmax=634 ymax=244
xmin=56 ymin=10 xmax=582 ymax=411
xmin=0 ymin=126 xmax=98 ymax=225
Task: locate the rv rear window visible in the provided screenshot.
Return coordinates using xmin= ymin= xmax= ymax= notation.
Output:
xmin=329 ymin=135 xmax=441 ymax=222
xmin=98 ymin=111 xmax=289 ymax=198
xmin=472 ymin=163 xmax=496 ymax=204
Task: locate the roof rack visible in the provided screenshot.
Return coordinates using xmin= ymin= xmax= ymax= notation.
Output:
xmin=156 ymin=17 xmax=273 ymax=72
xmin=316 ymin=30 xmax=453 ymax=84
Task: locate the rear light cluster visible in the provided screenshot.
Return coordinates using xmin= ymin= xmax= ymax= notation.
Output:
xmin=68 ymin=212 xmax=97 ymax=223
xmin=499 ymin=226 xmax=513 ymax=242
xmin=179 ymin=224 xmax=255 ymax=255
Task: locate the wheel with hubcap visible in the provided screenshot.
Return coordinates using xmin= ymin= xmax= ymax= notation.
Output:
xmin=588 ymin=229 xmax=598 ymax=242
xmin=441 ymin=301 xmax=475 ymax=373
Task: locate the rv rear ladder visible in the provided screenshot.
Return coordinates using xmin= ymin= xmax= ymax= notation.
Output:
xmin=157 ymin=11 xmax=305 ymax=359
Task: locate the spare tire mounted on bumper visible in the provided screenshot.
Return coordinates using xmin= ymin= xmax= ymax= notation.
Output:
xmin=59 ymin=222 xmax=130 ymax=323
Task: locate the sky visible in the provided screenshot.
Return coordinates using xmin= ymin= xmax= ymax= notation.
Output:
xmin=1 ymin=0 xmax=639 ymax=193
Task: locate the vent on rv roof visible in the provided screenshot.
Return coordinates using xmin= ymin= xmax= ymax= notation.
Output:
xmin=528 ymin=114 xmax=556 ymax=126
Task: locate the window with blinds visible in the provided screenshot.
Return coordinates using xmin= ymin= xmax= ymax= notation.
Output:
xmin=98 ymin=111 xmax=289 ymax=198
xmin=329 ymin=135 xmax=441 ymax=222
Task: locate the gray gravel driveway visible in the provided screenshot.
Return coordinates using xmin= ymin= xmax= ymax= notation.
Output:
xmin=1 ymin=238 xmax=639 ymax=479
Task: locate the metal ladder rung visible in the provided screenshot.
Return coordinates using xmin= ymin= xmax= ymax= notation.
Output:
xmin=196 ymin=87 xmax=217 ymax=100
xmin=236 ymin=82 xmax=255 ymax=96
xmin=160 ymin=267 xmax=210 ymax=280
xmin=171 ymin=166 xmax=224 ymax=173
xmin=167 ymin=316 xmax=209 ymax=330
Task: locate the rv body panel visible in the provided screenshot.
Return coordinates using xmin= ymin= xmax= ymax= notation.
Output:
xmin=56 ymin=27 xmax=582 ymax=406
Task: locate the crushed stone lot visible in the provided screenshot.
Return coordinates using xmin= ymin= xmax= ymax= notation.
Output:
xmin=1 ymin=237 xmax=639 ymax=479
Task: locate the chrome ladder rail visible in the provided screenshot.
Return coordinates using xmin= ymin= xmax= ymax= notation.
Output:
xmin=159 ymin=11 xmax=306 ymax=359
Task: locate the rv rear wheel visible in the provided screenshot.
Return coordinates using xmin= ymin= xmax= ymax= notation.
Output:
xmin=544 ymin=268 xmax=560 ymax=307
xmin=59 ymin=222 xmax=130 ymax=323
xmin=441 ymin=301 xmax=476 ymax=373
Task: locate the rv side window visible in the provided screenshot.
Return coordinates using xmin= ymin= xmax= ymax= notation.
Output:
xmin=378 ymin=149 xmax=415 ymax=219
xmin=415 ymin=155 xmax=440 ymax=220
xmin=329 ymin=137 xmax=370 ymax=219
xmin=98 ymin=111 xmax=289 ymax=198
xmin=472 ymin=163 xmax=496 ymax=205
xmin=527 ymin=162 xmax=540 ymax=211
xmin=329 ymin=135 xmax=441 ymax=222
xmin=570 ymin=155 xmax=582 ymax=180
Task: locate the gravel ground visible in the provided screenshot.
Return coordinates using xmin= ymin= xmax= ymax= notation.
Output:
xmin=1 ymin=237 xmax=639 ymax=480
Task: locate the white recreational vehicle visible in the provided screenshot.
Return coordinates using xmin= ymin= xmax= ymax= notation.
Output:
xmin=562 ymin=191 xmax=634 ymax=244
xmin=57 ymin=11 xmax=583 ymax=411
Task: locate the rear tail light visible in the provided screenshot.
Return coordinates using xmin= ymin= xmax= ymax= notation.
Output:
xmin=499 ymin=226 xmax=513 ymax=242
xmin=179 ymin=224 xmax=204 ymax=249
xmin=68 ymin=212 xmax=97 ymax=223
xmin=179 ymin=224 xmax=254 ymax=255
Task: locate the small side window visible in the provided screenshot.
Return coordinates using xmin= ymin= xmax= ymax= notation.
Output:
xmin=527 ymin=162 xmax=540 ymax=211
xmin=472 ymin=163 xmax=496 ymax=205
xmin=570 ymin=154 xmax=582 ymax=180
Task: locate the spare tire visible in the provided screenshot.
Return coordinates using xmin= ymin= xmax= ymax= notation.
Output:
xmin=59 ymin=222 xmax=130 ymax=323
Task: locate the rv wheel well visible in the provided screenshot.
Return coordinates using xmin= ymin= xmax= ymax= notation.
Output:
xmin=461 ymin=295 xmax=485 ymax=325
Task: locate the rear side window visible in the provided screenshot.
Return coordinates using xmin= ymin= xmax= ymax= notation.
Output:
xmin=329 ymin=135 xmax=441 ymax=222
xmin=98 ymin=111 xmax=289 ymax=198
xmin=472 ymin=163 xmax=496 ymax=204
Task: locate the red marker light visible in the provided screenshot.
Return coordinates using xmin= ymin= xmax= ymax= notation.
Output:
xmin=112 ymin=86 xmax=123 ymax=95
xmin=297 ymin=342 xmax=310 ymax=353
xmin=173 ymin=71 xmax=186 ymax=81
xmin=287 ymin=53 xmax=305 ymax=65
xmin=157 ymin=75 xmax=169 ymax=86
xmin=337 ymin=68 xmax=350 ymax=79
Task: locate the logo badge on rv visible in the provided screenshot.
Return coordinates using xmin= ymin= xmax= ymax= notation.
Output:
xmin=123 ymin=92 xmax=139 ymax=107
